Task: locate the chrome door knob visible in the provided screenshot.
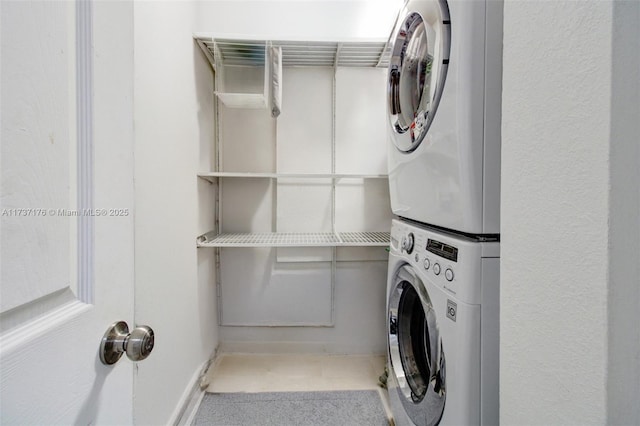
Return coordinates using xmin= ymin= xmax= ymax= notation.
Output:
xmin=100 ymin=321 xmax=155 ymax=365
xmin=126 ymin=325 xmax=155 ymax=362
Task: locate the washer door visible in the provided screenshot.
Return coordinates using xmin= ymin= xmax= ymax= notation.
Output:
xmin=388 ymin=0 xmax=451 ymax=153
xmin=388 ymin=265 xmax=446 ymax=426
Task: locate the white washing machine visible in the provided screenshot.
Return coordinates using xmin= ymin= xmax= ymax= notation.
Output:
xmin=387 ymin=218 xmax=499 ymax=425
xmin=387 ymin=0 xmax=503 ymax=235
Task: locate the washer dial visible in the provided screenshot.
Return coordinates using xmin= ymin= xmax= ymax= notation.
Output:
xmin=445 ymin=268 xmax=454 ymax=282
xmin=401 ymin=233 xmax=415 ymax=254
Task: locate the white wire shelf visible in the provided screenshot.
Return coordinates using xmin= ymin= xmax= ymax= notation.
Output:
xmin=214 ymin=92 xmax=267 ymax=108
xmin=197 ymin=231 xmax=390 ymax=248
xmin=194 ymin=36 xmax=391 ymax=69
xmin=198 ymin=172 xmax=388 ymax=183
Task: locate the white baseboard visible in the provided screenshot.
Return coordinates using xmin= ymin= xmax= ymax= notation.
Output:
xmin=169 ymin=349 xmax=218 ymax=426
xmin=168 ymin=362 xmax=204 ymax=426
xmin=219 ymin=340 xmax=385 ymax=355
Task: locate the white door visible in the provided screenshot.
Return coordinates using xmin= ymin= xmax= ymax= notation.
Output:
xmin=1 ymin=1 xmax=138 ymax=423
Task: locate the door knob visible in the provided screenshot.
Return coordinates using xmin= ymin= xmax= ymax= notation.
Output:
xmin=100 ymin=321 xmax=155 ymax=365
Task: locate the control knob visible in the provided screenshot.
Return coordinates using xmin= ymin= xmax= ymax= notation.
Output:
xmin=423 ymin=258 xmax=430 ymax=270
xmin=401 ymin=233 xmax=414 ymax=254
xmin=433 ymin=263 xmax=441 ymax=275
xmin=445 ymin=268 xmax=454 ymax=282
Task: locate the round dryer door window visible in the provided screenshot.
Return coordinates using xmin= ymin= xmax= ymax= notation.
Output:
xmin=388 ymin=0 xmax=451 ymax=153
xmin=388 ymin=265 xmax=446 ymax=426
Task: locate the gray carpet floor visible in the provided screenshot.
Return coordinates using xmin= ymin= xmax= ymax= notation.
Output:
xmin=192 ymin=390 xmax=389 ymax=426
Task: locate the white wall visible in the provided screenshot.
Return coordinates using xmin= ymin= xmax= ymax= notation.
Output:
xmin=133 ymin=2 xmax=217 ymax=424
xmin=219 ymin=260 xmax=389 ymax=354
xmin=197 ymin=0 xmax=403 ymax=40
xmin=215 ymin=65 xmax=390 ymax=352
xmin=502 ymin=1 xmax=640 ymax=423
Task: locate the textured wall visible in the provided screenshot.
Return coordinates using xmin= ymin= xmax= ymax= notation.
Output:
xmin=501 ymin=1 xmax=614 ymax=423
xmin=607 ymin=0 xmax=640 ymax=423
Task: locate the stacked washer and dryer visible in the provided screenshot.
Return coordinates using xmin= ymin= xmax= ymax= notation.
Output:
xmin=384 ymin=0 xmax=503 ymax=425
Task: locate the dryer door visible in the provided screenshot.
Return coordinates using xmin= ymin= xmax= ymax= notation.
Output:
xmin=388 ymin=265 xmax=446 ymax=426
xmin=388 ymin=0 xmax=451 ymax=153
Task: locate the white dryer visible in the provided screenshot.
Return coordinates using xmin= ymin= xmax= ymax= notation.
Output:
xmin=387 ymin=218 xmax=499 ymax=425
xmin=387 ymin=0 xmax=503 ymax=235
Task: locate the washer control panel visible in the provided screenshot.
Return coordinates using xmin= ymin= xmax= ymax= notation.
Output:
xmin=409 ymin=229 xmax=457 ymax=288
xmin=390 ymin=218 xmax=497 ymax=305
xmin=426 ymin=238 xmax=458 ymax=262
xmin=391 ymin=221 xmax=460 ymax=291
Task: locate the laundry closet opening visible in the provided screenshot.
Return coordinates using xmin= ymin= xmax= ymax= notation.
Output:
xmin=195 ymin=36 xmax=393 ymax=354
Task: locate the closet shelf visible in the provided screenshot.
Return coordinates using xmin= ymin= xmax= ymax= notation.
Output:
xmin=198 ymin=172 xmax=388 ymax=183
xmin=194 ymin=35 xmax=391 ymax=69
xmin=215 ymin=93 xmax=267 ymax=108
xmin=197 ymin=231 xmax=390 ymax=248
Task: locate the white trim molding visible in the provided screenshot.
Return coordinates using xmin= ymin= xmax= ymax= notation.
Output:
xmin=76 ymin=0 xmax=95 ymax=304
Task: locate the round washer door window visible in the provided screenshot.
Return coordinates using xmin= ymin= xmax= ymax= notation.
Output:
xmin=388 ymin=1 xmax=451 ymax=153
xmin=388 ymin=266 xmax=446 ymax=426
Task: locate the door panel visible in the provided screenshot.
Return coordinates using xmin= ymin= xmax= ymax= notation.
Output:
xmin=1 ymin=0 xmax=77 ymax=317
xmin=0 ymin=1 xmax=135 ymax=423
